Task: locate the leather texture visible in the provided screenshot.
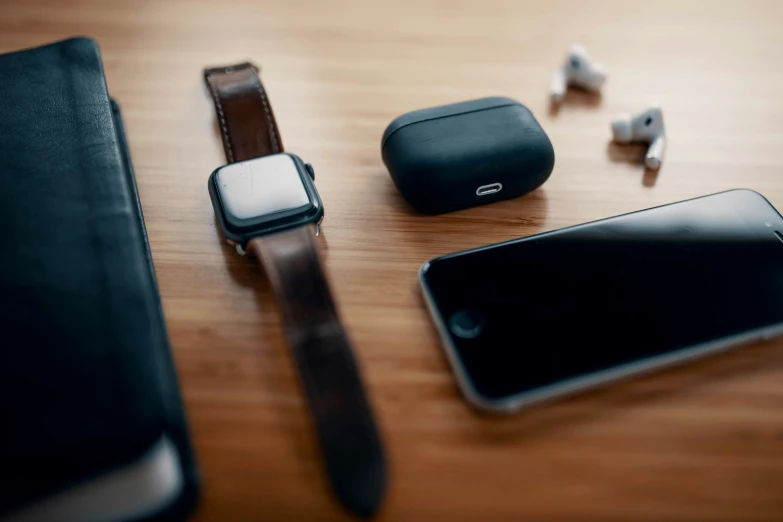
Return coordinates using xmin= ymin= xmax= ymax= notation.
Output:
xmin=381 ymin=97 xmax=555 ymax=214
xmin=204 ymin=63 xmax=386 ymax=518
xmin=250 ymin=230 xmax=386 ymax=518
xmin=0 ymin=38 xmax=198 ymax=520
xmin=203 ymin=62 xmax=283 ymax=162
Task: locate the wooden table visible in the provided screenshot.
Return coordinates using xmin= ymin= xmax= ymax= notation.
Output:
xmin=3 ymin=0 xmax=783 ymax=520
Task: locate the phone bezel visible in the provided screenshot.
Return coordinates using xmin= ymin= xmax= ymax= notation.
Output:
xmin=419 ymin=189 xmax=783 ymax=413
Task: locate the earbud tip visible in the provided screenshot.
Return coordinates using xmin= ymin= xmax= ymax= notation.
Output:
xmin=611 ymin=117 xmax=632 ymax=143
xmin=592 ymin=67 xmax=607 ymax=88
xmin=645 ymin=156 xmax=661 ymax=170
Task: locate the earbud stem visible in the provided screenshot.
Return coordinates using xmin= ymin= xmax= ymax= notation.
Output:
xmin=645 ymin=135 xmax=665 ymax=170
xmin=550 ymin=67 xmax=567 ymax=103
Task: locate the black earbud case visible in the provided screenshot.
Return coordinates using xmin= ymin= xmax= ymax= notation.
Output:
xmin=381 ymin=97 xmax=554 ymax=214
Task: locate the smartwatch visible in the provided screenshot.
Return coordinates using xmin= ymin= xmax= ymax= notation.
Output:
xmin=204 ymin=63 xmax=386 ymax=518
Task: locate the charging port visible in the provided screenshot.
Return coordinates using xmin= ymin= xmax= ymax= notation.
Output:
xmin=476 ymin=183 xmax=503 ymax=196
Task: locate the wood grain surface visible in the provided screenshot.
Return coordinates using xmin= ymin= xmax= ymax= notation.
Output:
xmin=3 ymin=1 xmax=783 ymax=520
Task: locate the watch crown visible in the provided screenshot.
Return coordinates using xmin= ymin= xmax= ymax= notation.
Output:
xmin=305 ymin=163 xmax=315 ymax=181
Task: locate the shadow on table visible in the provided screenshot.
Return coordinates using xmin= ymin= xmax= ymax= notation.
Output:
xmin=548 ymin=89 xmax=603 ymax=116
xmin=453 ymin=339 xmax=782 ymax=443
xmin=379 ymin=176 xmax=551 ymax=257
xmin=606 ymin=141 xmax=660 ymax=187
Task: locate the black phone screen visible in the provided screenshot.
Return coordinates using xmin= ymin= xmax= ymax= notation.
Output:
xmin=421 ymin=190 xmax=783 ymax=402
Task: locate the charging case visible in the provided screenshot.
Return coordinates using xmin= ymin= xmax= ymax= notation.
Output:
xmin=381 ymin=97 xmax=554 ymax=214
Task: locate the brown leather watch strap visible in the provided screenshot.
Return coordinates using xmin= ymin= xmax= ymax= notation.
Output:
xmin=203 ymin=62 xmax=283 ymax=162
xmin=203 ymin=63 xmax=386 ymax=518
xmin=249 ymin=228 xmax=385 ymax=518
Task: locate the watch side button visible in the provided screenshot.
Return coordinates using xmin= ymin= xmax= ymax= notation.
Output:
xmin=305 ymin=163 xmax=315 ymax=180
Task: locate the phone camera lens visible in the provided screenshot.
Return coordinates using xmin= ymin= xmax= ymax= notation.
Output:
xmin=449 ymin=309 xmax=485 ymax=339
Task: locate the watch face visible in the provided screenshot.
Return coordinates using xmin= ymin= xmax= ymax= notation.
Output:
xmin=209 ymin=153 xmax=322 ymax=243
xmin=217 ymin=154 xmax=310 ymax=218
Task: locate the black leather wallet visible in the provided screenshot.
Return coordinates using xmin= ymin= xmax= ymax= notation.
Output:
xmin=0 ymin=38 xmax=198 ymax=521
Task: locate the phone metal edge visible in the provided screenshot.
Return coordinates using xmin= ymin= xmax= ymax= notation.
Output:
xmin=419 ymin=262 xmax=511 ymax=413
xmin=419 ymin=262 xmax=783 ymax=414
xmin=424 ymin=189 xmax=771 ymax=270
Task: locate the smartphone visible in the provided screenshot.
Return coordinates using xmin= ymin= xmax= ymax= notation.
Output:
xmin=420 ymin=189 xmax=783 ymax=413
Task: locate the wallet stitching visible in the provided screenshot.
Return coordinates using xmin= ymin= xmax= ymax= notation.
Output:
xmin=206 ymin=76 xmax=235 ymax=163
xmin=255 ymin=82 xmax=281 ymax=154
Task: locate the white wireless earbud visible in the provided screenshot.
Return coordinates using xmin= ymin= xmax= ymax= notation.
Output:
xmin=611 ymin=106 xmax=666 ymax=170
xmin=550 ymin=45 xmax=606 ymax=104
